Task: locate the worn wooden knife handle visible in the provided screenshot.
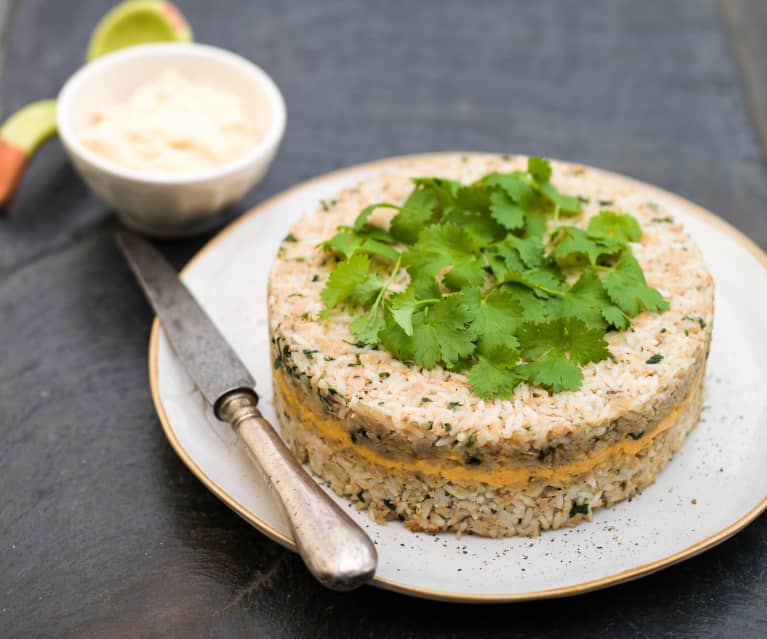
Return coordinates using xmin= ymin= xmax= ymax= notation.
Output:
xmin=216 ymin=390 xmax=377 ymax=590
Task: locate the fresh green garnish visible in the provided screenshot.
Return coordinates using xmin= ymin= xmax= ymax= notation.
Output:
xmin=569 ymin=502 xmax=590 ymax=517
xmin=319 ymin=157 xmax=668 ymax=399
xmin=682 ymin=315 xmax=706 ymax=329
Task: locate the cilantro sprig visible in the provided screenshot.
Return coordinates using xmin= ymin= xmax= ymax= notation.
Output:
xmin=319 ymin=157 xmax=668 ymax=399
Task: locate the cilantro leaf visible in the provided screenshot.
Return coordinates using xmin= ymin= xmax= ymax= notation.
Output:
xmin=538 ymin=182 xmax=583 ymax=216
xmin=500 ymin=234 xmax=546 ymax=269
xmin=484 ymin=171 xmax=538 ymax=209
xmin=358 ymin=239 xmax=401 ymax=261
xmin=403 ymin=223 xmax=485 ymax=290
xmin=470 ymin=289 xmax=524 ymax=353
xmin=468 ymin=345 xmax=521 ymax=399
xmin=489 ymin=191 xmax=526 ymax=230
xmin=504 ymin=284 xmax=556 ymax=323
xmin=603 ymin=252 xmax=669 ymax=316
xmin=601 ymin=304 xmax=631 ymax=330
xmin=409 ymin=273 xmax=442 ymax=300
xmin=442 ymin=261 xmax=487 ymax=291
xmin=559 ymin=269 xmax=608 ymax=328
xmin=348 ymin=273 xmax=384 ymax=306
xmin=587 ymin=210 xmax=642 ymax=243
xmin=455 ymin=184 xmax=491 ymax=213
xmin=404 ymin=222 xmax=479 ymax=264
xmin=486 ymin=244 xmax=524 ymax=280
xmin=388 ymin=287 xmax=419 ymax=336
xmin=347 ymin=254 xmax=404 ymax=344
xmin=527 ymin=157 xmax=552 ymax=182
xmin=411 ymin=315 xmax=443 ymax=368
xmin=379 ymin=307 xmax=415 ymax=361
xmin=556 ymin=317 xmax=611 ymax=365
xmin=411 ymin=177 xmax=462 ymax=208
xmin=516 ymin=317 xmax=609 ymax=391
xmin=429 ymin=294 xmax=478 ymax=366
xmin=351 ymin=223 xmax=397 ymax=245
xmin=389 ymin=187 xmax=440 ymax=244
xmin=354 ymin=202 xmax=400 ymax=229
xmin=516 ymin=352 xmax=583 ymax=393
xmin=560 ymin=269 xmax=629 ymax=330
xmin=320 ymin=253 xmax=371 ymax=314
xmin=487 ymin=238 xmax=553 ymax=292
xmin=322 ymin=218 xmax=400 ymax=260
xmin=515 ymin=318 xmax=568 ymax=360
xmin=527 ymin=158 xmax=582 ymax=216
xmin=322 ymin=231 xmax=361 ymax=258
xmin=350 ymin=309 xmax=385 ymax=345
xmin=441 ymin=208 xmax=505 ymax=246
xmin=524 ymin=210 xmax=548 ymax=238
xmin=549 ymin=226 xmax=624 ymax=265
xmin=501 ymin=267 xmax=567 ymax=299
xmin=412 ymin=294 xmax=477 ymax=368
xmin=381 ymin=293 xmax=478 ymax=369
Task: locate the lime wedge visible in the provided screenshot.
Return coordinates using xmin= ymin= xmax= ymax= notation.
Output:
xmin=0 ymin=100 xmax=57 ymax=156
xmin=86 ymin=0 xmax=192 ymax=62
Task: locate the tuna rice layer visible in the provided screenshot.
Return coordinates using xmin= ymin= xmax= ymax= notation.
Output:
xmin=275 ymin=364 xmax=706 ymax=537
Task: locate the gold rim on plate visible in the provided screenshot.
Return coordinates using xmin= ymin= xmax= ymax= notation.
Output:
xmin=148 ymin=152 xmax=767 ymax=603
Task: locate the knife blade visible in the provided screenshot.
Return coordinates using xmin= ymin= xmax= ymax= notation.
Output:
xmin=115 ymin=228 xmax=254 ymax=408
xmin=114 ymin=228 xmax=377 ymax=591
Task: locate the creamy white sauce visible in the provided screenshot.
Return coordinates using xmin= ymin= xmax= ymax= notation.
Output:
xmin=80 ymin=70 xmax=262 ymax=174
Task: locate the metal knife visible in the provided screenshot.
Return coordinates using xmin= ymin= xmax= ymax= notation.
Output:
xmin=114 ymin=228 xmax=377 ymax=591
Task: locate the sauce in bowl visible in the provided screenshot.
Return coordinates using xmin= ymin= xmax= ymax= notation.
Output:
xmin=80 ymin=69 xmax=262 ymax=174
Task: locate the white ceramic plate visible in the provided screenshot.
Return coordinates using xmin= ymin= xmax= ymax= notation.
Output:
xmin=150 ymin=153 xmax=767 ymax=602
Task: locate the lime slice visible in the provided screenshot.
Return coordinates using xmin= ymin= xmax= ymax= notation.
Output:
xmin=86 ymin=0 xmax=193 ymax=62
xmin=0 ymin=100 xmax=57 ymax=156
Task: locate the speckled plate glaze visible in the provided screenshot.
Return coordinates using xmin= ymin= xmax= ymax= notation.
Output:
xmin=149 ymin=153 xmax=767 ymax=602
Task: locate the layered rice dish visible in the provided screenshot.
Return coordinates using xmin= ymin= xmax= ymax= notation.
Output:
xmin=267 ymin=154 xmax=714 ymax=538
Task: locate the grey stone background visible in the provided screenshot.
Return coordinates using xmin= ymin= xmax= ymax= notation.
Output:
xmin=1 ymin=0 xmax=766 ymax=637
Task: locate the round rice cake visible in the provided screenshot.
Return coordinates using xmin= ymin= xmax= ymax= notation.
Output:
xmin=267 ymin=154 xmax=713 ymax=537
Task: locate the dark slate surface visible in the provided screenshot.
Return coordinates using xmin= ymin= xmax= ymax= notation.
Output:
xmin=1 ymin=0 xmax=766 ymax=637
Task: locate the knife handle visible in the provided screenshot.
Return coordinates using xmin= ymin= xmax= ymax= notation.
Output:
xmin=216 ymin=390 xmax=377 ymax=590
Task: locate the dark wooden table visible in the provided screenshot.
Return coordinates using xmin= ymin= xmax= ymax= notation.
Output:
xmin=2 ymin=1 xmax=766 ymax=637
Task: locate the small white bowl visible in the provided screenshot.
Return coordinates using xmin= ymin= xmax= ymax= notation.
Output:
xmin=57 ymin=43 xmax=286 ymax=236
